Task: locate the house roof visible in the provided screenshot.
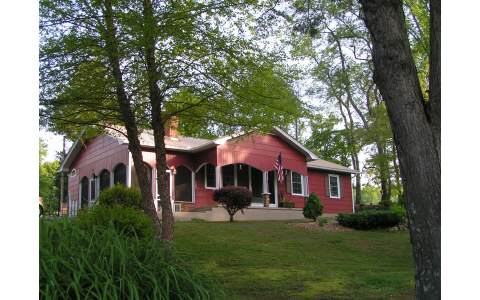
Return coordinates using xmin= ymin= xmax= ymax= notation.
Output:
xmin=59 ymin=127 xmax=354 ymax=174
xmin=109 ymin=129 xmax=216 ymax=152
xmin=307 ymin=158 xmax=358 ymax=174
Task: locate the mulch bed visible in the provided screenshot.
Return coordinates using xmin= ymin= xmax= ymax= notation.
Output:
xmin=292 ymin=220 xmax=353 ymax=232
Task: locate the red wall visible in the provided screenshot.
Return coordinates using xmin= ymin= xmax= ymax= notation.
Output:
xmin=69 ymin=135 xmax=129 ymax=203
xmin=217 ymin=134 xmax=307 ymax=175
xmin=307 ymin=169 xmax=353 ymax=213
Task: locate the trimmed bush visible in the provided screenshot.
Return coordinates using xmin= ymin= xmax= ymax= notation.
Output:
xmin=98 ymin=184 xmax=142 ymax=209
xmin=76 ymin=205 xmax=155 ymax=239
xmin=40 ymin=220 xmax=219 ymax=299
xmin=213 ymin=186 xmax=252 ymax=222
xmin=337 ymin=210 xmax=403 ymax=230
xmin=303 ymin=193 xmax=323 ymax=221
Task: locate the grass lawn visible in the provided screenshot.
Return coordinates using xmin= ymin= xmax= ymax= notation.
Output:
xmin=174 ymin=220 xmax=414 ymax=300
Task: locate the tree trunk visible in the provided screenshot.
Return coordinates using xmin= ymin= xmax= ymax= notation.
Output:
xmin=142 ymin=0 xmax=175 ymax=243
xmin=377 ymin=143 xmax=391 ymax=203
xmin=103 ymin=0 xmax=162 ymax=238
xmin=229 ymin=214 xmax=234 ymax=222
xmin=359 ymin=0 xmax=441 ymax=298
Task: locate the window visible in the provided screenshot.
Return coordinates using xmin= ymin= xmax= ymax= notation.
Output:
xmin=80 ymin=177 xmax=89 ymax=208
xmin=90 ymin=176 xmax=97 ymax=202
xmin=205 ymin=164 xmax=216 ymax=189
xmin=113 ymin=163 xmax=126 ymax=185
xmin=328 ymin=174 xmax=340 ymax=198
xmin=291 ymin=171 xmax=304 ymax=195
xmin=222 ymin=164 xmax=235 ymax=187
xmin=99 ymin=169 xmax=110 ymax=192
xmin=175 ymin=166 xmax=193 ymax=202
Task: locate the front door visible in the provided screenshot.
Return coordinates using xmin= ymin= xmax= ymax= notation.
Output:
xmin=268 ymin=171 xmax=277 ymax=206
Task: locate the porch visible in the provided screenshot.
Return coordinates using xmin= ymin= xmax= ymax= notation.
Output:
xmin=169 ymin=206 xmax=307 ymax=222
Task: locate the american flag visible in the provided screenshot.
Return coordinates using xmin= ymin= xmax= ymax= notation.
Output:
xmin=274 ymin=152 xmax=284 ymax=183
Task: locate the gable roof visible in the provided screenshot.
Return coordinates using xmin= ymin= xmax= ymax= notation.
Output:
xmin=271 ymin=127 xmax=318 ymax=161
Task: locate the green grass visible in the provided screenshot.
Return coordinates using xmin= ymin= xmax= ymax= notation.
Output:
xmin=174 ymin=220 xmax=414 ymax=300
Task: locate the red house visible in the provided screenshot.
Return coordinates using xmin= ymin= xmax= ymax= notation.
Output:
xmin=60 ymin=121 xmax=356 ymax=217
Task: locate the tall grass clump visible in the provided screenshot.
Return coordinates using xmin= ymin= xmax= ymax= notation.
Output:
xmin=40 ymin=220 xmax=220 ymax=299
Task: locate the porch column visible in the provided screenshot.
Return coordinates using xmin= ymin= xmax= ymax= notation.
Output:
xmin=191 ymin=171 xmax=196 ymax=203
xmin=216 ymin=166 xmax=222 ymax=188
xmin=110 ymin=170 xmax=114 ymax=187
xmin=262 ymin=171 xmax=270 ymax=207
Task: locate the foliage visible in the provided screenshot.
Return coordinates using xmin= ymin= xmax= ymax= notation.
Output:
xmin=97 ymin=185 xmax=142 ymax=209
xmin=39 ymin=138 xmax=60 ymax=215
xmin=303 ymin=193 xmax=323 ymax=221
xmin=40 ymin=220 xmax=219 ymax=299
xmin=305 ymin=114 xmax=351 ymax=166
xmin=39 ymin=0 xmax=303 ymax=140
xmin=316 ymin=216 xmax=328 ymax=227
xmin=337 ymin=210 xmax=403 ymax=230
xmin=213 ymin=186 xmax=252 ymax=222
xmin=76 ymin=205 xmax=155 ymax=239
xmin=175 ymin=221 xmax=414 ymax=299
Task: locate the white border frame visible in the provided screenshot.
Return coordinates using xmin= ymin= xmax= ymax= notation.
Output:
xmin=328 ymin=174 xmax=341 ymax=199
xmin=291 ymin=171 xmax=304 ymax=196
xmin=204 ymin=164 xmax=217 ymax=190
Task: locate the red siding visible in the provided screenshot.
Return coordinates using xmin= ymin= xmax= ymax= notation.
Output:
xmin=69 ymin=135 xmax=129 ymax=203
xmin=217 ymin=134 xmax=307 ymax=175
xmin=307 ymin=170 xmax=353 ymax=213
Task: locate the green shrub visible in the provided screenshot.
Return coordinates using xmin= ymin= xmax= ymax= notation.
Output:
xmin=303 ymin=193 xmax=323 ymax=221
xmin=98 ymin=184 xmax=142 ymax=208
xmin=213 ymin=186 xmax=252 ymax=222
xmin=76 ymin=205 xmax=155 ymax=239
xmin=40 ymin=220 xmax=220 ymax=299
xmin=316 ymin=216 xmax=328 ymax=227
xmin=337 ymin=210 xmax=403 ymax=230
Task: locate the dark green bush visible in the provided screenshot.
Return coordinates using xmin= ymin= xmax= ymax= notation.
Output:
xmin=337 ymin=210 xmax=403 ymax=230
xmin=98 ymin=184 xmax=142 ymax=208
xmin=40 ymin=220 xmax=220 ymax=299
xmin=213 ymin=186 xmax=252 ymax=222
xmin=303 ymin=193 xmax=323 ymax=221
xmin=76 ymin=205 xmax=155 ymax=239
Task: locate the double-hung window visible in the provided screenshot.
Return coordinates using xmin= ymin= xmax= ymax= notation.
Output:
xmin=328 ymin=174 xmax=340 ymax=198
xmin=204 ymin=164 xmax=216 ymax=189
xmin=291 ymin=171 xmax=304 ymax=196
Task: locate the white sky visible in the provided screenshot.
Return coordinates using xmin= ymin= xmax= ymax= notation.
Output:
xmin=40 ymin=128 xmax=72 ymax=162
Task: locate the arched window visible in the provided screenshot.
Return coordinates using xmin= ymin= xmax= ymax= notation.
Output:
xmin=80 ymin=176 xmax=89 ymax=208
xmin=113 ymin=163 xmax=127 ymax=185
xmin=99 ymin=169 xmax=110 ymax=192
xmin=175 ymin=166 xmax=192 ymax=202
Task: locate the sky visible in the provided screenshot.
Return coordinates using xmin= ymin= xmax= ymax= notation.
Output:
xmin=40 ymin=128 xmax=72 ymax=162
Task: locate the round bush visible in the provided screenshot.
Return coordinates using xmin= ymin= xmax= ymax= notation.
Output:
xmin=76 ymin=205 xmax=155 ymax=239
xmin=337 ymin=210 xmax=403 ymax=230
xmin=98 ymin=184 xmax=142 ymax=209
xmin=213 ymin=186 xmax=252 ymax=222
xmin=303 ymin=193 xmax=323 ymax=221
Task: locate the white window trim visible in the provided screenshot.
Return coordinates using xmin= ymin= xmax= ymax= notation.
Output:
xmin=204 ymin=164 xmax=217 ymax=190
xmin=328 ymin=174 xmax=341 ymax=199
xmin=291 ymin=171 xmax=304 ymax=196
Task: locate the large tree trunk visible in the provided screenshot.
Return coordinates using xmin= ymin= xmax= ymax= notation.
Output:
xmin=359 ymin=0 xmax=441 ymax=298
xmin=103 ymin=0 xmax=162 ymax=238
xmin=142 ymin=0 xmax=175 ymax=243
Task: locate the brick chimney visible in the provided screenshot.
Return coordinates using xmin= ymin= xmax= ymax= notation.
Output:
xmin=165 ymin=116 xmax=179 ymax=138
